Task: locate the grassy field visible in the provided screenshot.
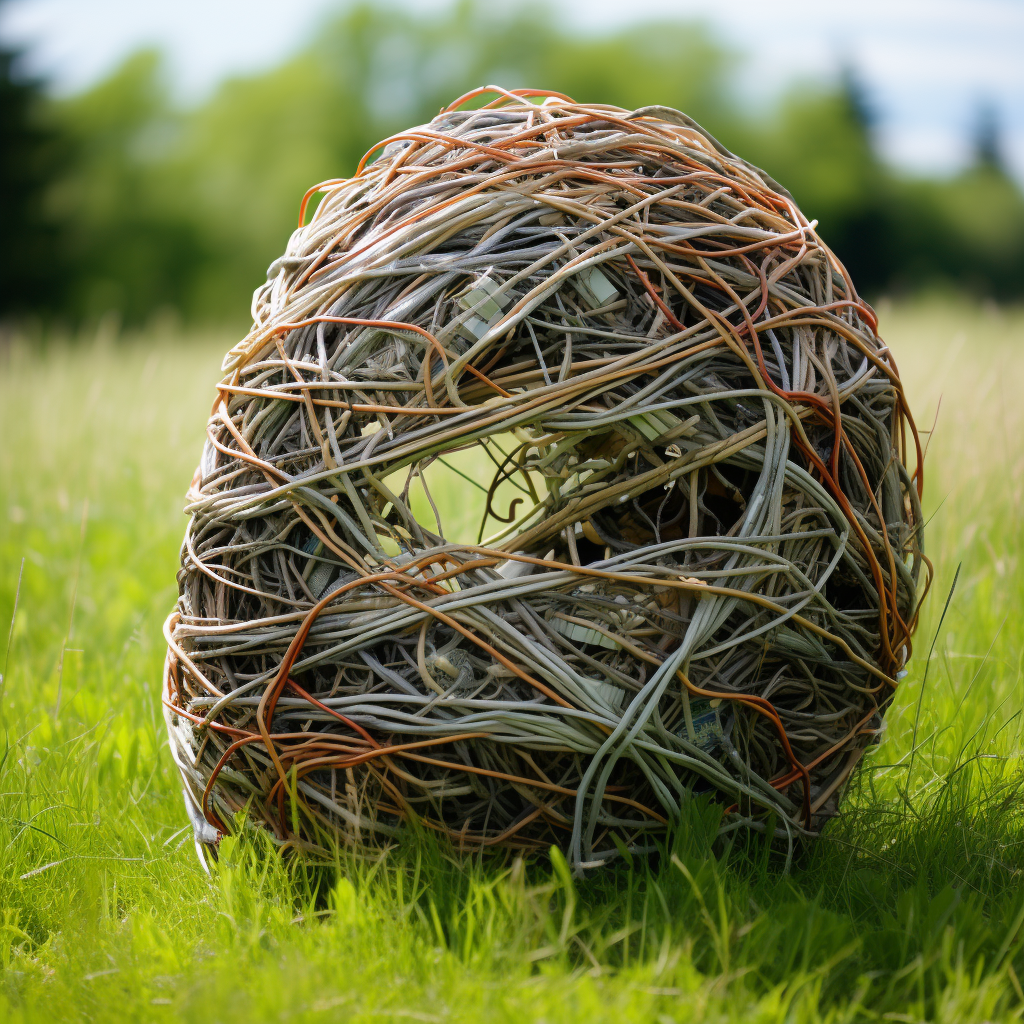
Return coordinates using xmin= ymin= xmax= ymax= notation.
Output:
xmin=1 ymin=298 xmax=1023 ymax=1023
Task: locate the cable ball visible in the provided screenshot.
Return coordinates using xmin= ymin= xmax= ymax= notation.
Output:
xmin=164 ymin=87 xmax=928 ymax=869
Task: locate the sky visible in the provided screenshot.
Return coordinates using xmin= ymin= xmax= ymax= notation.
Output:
xmin=3 ymin=0 xmax=1023 ymax=181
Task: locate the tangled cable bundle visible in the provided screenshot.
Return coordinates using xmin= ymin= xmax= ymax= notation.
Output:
xmin=164 ymin=87 xmax=929 ymax=868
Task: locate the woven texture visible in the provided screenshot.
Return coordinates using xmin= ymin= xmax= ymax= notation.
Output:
xmin=163 ymin=88 xmax=927 ymax=868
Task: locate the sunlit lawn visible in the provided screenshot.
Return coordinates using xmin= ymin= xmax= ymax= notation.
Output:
xmin=1 ymin=297 xmax=1023 ymax=1022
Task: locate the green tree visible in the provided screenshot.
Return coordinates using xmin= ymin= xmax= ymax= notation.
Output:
xmin=10 ymin=0 xmax=1024 ymax=325
xmin=48 ymin=50 xmax=206 ymax=324
xmin=0 ymin=15 xmax=64 ymax=318
xmin=164 ymin=2 xmax=734 ymax=324
xmin=733 ymin=72 xmax=894 ymax=294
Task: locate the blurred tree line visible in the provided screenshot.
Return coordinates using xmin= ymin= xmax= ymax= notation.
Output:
xmin=3 ymin=1 xmax=1024 ymax=327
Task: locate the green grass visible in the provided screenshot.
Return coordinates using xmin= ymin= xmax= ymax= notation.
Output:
xmin=2 ymin=297 xmax=1023 ymax=1023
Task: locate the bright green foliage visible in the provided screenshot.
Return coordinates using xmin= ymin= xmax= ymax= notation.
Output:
xmin=40 ymin=3 xmax=736 ymax=327
xmin=175 ymin=56 xmax=343 ymax=321
xmin=47 ymin=52 xmax=207 ymax=325
xmin=1 ymin=300 xmax=1024 ymax=1021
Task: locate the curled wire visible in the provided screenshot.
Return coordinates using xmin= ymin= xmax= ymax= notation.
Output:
xmin=164 ymin=87 xmax=928 ymax=869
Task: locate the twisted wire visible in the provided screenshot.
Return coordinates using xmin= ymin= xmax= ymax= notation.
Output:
xmin=163 ymin=87 xmax=928 ymax=868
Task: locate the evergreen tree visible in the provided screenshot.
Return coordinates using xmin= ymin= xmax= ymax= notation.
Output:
xmin=0 ymin=13 xmax=63 ymax=318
